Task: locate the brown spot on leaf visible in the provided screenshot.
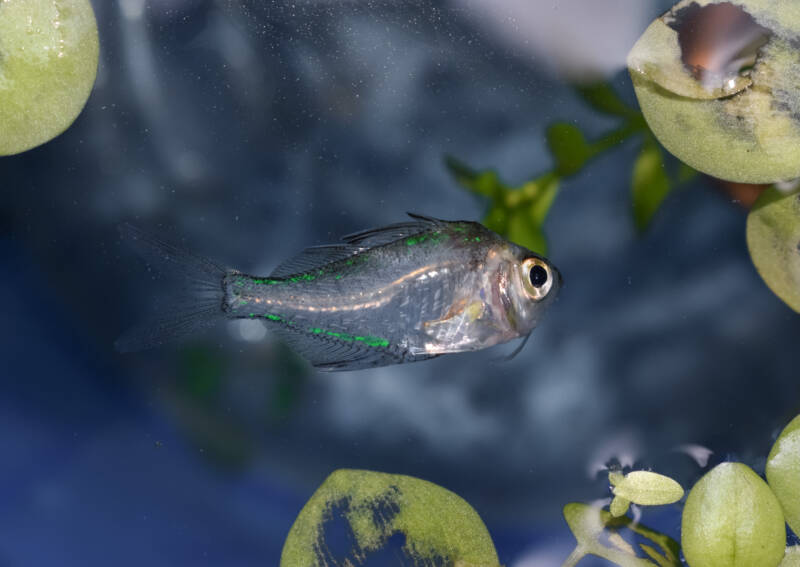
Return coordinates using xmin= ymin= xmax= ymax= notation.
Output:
xmin=667 ymin=2 xmax=771 ymax=90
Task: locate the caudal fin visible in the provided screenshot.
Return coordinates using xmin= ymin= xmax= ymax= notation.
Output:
xmin=116 ymin=223 xmax=229 ymax=353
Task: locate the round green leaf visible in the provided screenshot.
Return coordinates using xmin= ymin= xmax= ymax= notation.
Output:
xmin=767 ymin=415 xmax=800 ymax=536
xmin=0 ymin=0 xmax=99 ymax=156
xmin=280 ymin=469 xmax=499 ymax=567
xmin=682 ymin=462 xmax=786 ymax=567
xmin=611 ymin=471 xmax=684 ymax=506
xmin=628 ymin=0 xmax=800 ymax=183
xmin=746 ymin=188 xmax=800 ymax=313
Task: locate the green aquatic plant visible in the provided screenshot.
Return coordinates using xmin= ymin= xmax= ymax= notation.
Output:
xmin=446 ymin=83 xmax=696 ymax=255
xmin=563 ymin=413 xmax=800 ymax=567
xmin=628 ymin=0 xmax=800 ymax=184
xmin=608 ymin=470 xmax=684 ymax=518
xmin=747 ymin=188 xmax=800 ymax=314
xmin=681 ymin=463 xmax=786 ymax=567
xmin=562 ymin=502 xmax=682 ymax=567
xmin=450 ymin=1 xmax=800 ymax=315
xmin=280 ymin=469 xmax=500 ymax=567
xmin=282 ymin=411 xmax=800 ymax=567
xmin=0 ymin=0 xmax=99 ymax=156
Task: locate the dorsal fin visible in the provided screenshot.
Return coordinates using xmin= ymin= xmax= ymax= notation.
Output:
xmin=340 ymin=213 xmax=446 ymax=248
xmin=269 ymin=244 xmax=362 ymax=278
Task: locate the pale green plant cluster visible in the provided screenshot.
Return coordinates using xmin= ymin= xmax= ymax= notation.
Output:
xmin=563 ymin=414 xmax=800 ymax=567
xmin=284 ymin=413 xmax=800 ymax=567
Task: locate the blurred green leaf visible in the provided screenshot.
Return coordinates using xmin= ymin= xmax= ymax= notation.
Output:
xmin=508 ymin=212 xmax=547 ymax=256
xmin=280 ymin=469 xmax=500 ymax=567
xmin=631 ymin=138 xmax=671 ymax=232
xmin=677 ymin=161 xmax=698 ymax=184
xmin=483 ymin=205 xmax=509 ymax=236
xmin=746 ymin=187 xmax=800 ymax=313
xmin=576 ymin=82 xmax=634 ymax=117
xmin=562 ymin=503 xmax=681 ymax=567
xmin=179 ymin=346 xmax=223 ymax=402
xmin=445 ymin=155 xmax=503 ymax=198
xmin=528 ymin=174 xmax=560 ymax=225
xmin=547 ymin=122 xmax=590 ymax=176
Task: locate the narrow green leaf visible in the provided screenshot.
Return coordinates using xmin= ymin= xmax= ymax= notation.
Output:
xmin=529 ymin=175 xmax=560 ymax=226
xmin=631 ymin=138 xmax=671 ymax=231
xmin=677 ymin=161 xmax=698 ymax=184
xmin=639 ymin=544 xmax=674 ymax=567
xmin=445 ymin=155 xmax=504 ymax=198
xmin=746 ymin=187 xmax=800 ymax=313
xmin=766 ymin=414 xmax=800 ymax=537
xmin=576 ymin=82 xmax=635 ymax=117
xmin=546 ymin=122 xmax=590 ymax=176
xmin=611 ymin=471 xmax=684 ymax=506
xmin=280 ymin=469 xmax=500 ymax=567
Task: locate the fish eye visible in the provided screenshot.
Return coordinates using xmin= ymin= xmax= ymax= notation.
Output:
xmin=530 ymin=264 xmax=548 ymax=288
xmin=522 ymin=258 xmax=553 ymax=301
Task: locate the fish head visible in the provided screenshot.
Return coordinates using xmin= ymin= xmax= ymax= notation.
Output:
xmin=497 ymin=244 xmax=562 ymax=336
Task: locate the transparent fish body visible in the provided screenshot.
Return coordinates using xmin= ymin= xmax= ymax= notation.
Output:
xmin=118 ymin=215 xmax=561 ymax=371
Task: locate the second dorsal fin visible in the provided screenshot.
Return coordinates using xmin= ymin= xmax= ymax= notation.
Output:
xmin=340 ymin=213 xmax=445 ymax=248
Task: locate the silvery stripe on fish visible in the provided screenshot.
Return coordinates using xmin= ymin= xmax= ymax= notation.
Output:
xmin=117 ymin=214 xmax=561 ymax=371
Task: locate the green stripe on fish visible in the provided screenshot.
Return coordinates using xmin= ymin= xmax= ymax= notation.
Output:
xmin=251 ymin=313 xmax=389 ymax=348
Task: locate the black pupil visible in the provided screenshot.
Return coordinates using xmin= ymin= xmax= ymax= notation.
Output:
xmin=529 ymin=265 xmax=548 ymax=288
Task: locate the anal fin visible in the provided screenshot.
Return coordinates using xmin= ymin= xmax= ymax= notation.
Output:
xmin=269 ymin=324 xmax=403 ymax=372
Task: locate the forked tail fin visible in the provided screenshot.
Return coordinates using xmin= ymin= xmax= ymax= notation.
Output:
xmin=115 ymin=223 xmax=230 ymax=353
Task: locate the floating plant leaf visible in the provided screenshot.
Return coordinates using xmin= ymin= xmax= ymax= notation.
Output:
xmin=0 ymin=0 xmax=99 ymax=156
xmin=746 ymin=188 xmax=800 ymax=313
xmin=562 ymin=503 xmax=681 ymax=567
xmin=681 ymin=462 xmax=786 ymax=567
xmin=611 ymin=471 xmax=684 ymax=507
xmin=628 ymin=0 xmax=800 ymax=183
xmin=280 ymin=469 xmax=499 ymax=567
xmin=780 ymin=547 xmax=800 ymax=567
xmin=631 ymin=137 xmax=671 ymax=231
xmin=766 ymin=414 xmax=800 ymax=536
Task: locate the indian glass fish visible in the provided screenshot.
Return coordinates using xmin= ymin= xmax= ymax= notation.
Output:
xmin=117 ymin=214 xmax=562 ymax=371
